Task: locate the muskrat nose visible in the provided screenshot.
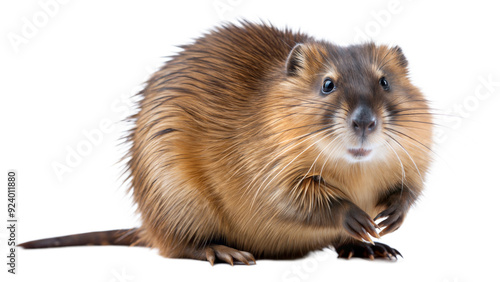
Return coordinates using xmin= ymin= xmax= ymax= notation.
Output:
xmin=351 ymin=105 xmax=377 ymax=137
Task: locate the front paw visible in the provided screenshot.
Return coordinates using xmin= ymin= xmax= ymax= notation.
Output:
xmin=343 ymin=204 xmax=380 ymax=243
xmin=374 ymin=203 xmax=406 ymax=236
xmin=336 ymin=241 xmax=402 ymax=260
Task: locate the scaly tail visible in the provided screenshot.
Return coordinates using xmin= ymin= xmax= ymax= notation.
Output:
xmin=19 ymin=228 xmax=143 ymax=249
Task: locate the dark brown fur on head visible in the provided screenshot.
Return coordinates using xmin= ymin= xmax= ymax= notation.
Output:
xmin=126 ymin=22 xmax=433 ymax=262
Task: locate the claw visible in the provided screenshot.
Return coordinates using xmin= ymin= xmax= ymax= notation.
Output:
xmin=383 ymin=246 xmax=398 ymax=260
xmin=232 ymin=251 xmax=249 ymax=265
xmin=241 ymin=251 xmax=256 ymax=264
xmin=374 ymin=210 xmax=389 ymax=221
xmin=223 ymin=256 xmax=234 ymax=266
xmin=347 ymin=250 xmax=354 ymax=259
xmin=205 ymin=245 xmax=256 ymax=266
xmin=394 ymin=249 xmax=403 ymax=258
xmin=378 ymin=213 xmax=400 ymax=228
xmin=335 ymin=241 xmax=402 ymax=261
xmin=206 ymin=248 xmax=215 ymax=266
xmin=365 ymin=222 xmax=381 ymax=239
xmin=371 ymin=219 xmax=381 ymax=230
xmin=365 ymin=235 xmax=375 ymax=245
xmin=379 ymin=223 xmax=400 ymax=236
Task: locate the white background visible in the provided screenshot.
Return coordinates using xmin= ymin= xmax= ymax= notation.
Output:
xmin=1 ymin=0 xmax=499 ymax=281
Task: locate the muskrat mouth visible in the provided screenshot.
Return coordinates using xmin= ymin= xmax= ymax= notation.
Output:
xmin=348 ymin=148 xmax=372 ymax=157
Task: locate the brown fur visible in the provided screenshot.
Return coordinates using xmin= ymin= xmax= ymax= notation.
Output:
xmin=126 ymin=22 xmax=433 ymax=260
xmin=20 ymin=22 xmax=432 ymax=263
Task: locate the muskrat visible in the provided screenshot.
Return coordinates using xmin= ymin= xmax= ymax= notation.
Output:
xmin=20 ymin=22 xmax=433 ymax=264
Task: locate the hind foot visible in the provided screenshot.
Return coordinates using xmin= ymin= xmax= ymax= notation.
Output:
xmin=204 ymin=245 xmax=256 ymax=266
xmin=335 ymin=241 xmax=402 ymax=260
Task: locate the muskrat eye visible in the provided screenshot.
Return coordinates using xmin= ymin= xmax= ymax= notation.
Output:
xmin=321 ymin=78 xmax=336 ymax=95
xmin=379 ymin=77 xmax=390 ymax=91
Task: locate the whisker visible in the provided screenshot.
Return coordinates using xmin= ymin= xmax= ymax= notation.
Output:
xmin=266 ymin=104 xmax=336 ymax=115
xmin=233 ymin=125 xmax=336 ymax=188
xmin=384 ymin=120 xmax=441 ymax=127
xmin=243 ymin=125 xmax=341 ymax=201
xmin=218 ymin=120 xmax=324 ymax=163
xmin=318 ymin=132 xmax=345 ymax=187
xmin=384 ymin=132 xmax=424 ymax=185
xmin=292 ymin=133 xmax=342 ymax=193
xmin=250 ymin=128 xmax=337 ymax=209
xmin=386 ymin=97 xmax=431 ymax=108
xmin=385 ymin=107 xmax=445 ymax=113
xmin=382 ymin=139 xmax=405 ymax=194
xmin=385 ymin=125 xmax=448 ymax=170
xmin=386 ymin=112 xmax=457 ymax=118
xmin=287 ymin=97 xmax=339 ymax=108
xmin=289 ymin=132 xmax=341 ymax=211
xmin=385 ymin=128 xmax=433 ymax=154
xmin=383 ymin=122 xmax=446 ymax=131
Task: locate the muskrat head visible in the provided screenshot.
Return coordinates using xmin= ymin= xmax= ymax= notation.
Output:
xmin=280 ymin=42 xmax=432 ymax=165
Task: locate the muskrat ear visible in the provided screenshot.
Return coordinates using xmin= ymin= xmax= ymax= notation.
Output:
xmin=391 ymin=46 xmax=408 ymax=68
xmin=286 ymin=43 xmax=306 ymax=76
